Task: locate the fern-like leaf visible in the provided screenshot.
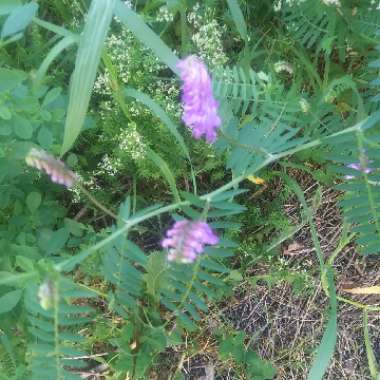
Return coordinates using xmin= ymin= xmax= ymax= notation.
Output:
xmin=25 ymin=278 xmax=94 ymax=380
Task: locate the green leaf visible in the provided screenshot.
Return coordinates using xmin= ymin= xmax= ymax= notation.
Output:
xmin=0 ymin=104 xmax=11 ymax=120
xmin=37 ymin=127 xmax=53 ymax=148
xmin=246 ymin=350 xmax=276 ymax=379
xmin=0 ymin=289 xmax=23 ymax=314
xmin=0 ymin=0 xmax=22 ymax=15
xmin=363 ymin=309 xmax=379 ymax=380
xmin=26 ymin=191 xmax=42 ymax=212
xmin=124 ymin=88 xmax=197 ymax=193
xmin=124 ymin=88 xmax=189 ymax=160
xmin=38 ymin=228 xmax=69 ymax=255
xmin=0 ymin=272 xmax=37 ymax=286
xmin=61 ymin=0 xmax=115 ymax=154
xmin=0 ymin=68 xmax=26 ymax=92
xmin=42 ymin=88 xmax=62 ymax=108
xmin=229 ymin=269 xmax=243 ymax=282
xmin=1 ymin=2 xmax=38 ymax=38
xmin=13 ymin=114 xmax=33 ymax=139
xmin=227 ymin=0 xmax=248 ymax=42
xmin=0 ymin=123 xmax=12 ymax=136
xmin=307 ymin=269 xmax=337 ymax=380
xmin=146 ymin=149 xmax=180 ymax=202
xmin=114 ymin=0 xmax=179 ymax=74
xmin=35 ymin=36 xmax=77 ymax=86
xmin=143 ymin=251 xmax=168 ymax=300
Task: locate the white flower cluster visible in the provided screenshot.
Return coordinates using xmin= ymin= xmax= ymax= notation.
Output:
xmin=98 ymin=154 xmax=123 ymax=176
xmin=93 ymin=122 xmax=147 ymax=180
xmin=275 ymin=0 xmax=341 ymax=10
xmin=322 ymin=0 xmax=341 ymax=6
xmin=156 ymin=6 xmax=175 ymax=22
xmin=273 ymin=0 xmax=307 ymax=11
xmin=274 ymin=61 xmax=294 ymax=75
xmin=118 ymin=123 xmax=147 ymax=161
xmin=188 ymin=3 xmax=228 ymax=68
xmin=93 ymin=29 xmax=134 ymax=96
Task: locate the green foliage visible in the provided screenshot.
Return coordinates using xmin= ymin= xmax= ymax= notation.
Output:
xmin=1 ymin=0 xmax=380 ymax=379
xmin=61 ymin=0 xmax=115 ymax=154
xmin=1 ymin=2 xmax=38 ymax=39
xmin=219 ymin=331 xmax=276 ymax=380
xmin=331 ymin=132 xmax=380 ymax=255
xmin=26 ymin=278 xmax=95 ymax=380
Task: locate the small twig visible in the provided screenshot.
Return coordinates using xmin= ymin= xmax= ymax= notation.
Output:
xmin=64 ymin=352 xmax=110 ymax=360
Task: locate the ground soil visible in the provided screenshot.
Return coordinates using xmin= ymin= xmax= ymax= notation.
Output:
xmin=183 ymin=174 xmax=380 ymax=380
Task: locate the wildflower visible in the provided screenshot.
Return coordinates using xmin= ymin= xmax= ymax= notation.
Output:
xmin=274 ymin=60 xmax=293 ymax=75
xmin=345 ymin=161 xmax=373 ymax=180
xmin=299 ymin=98 xmax=310 ymax=113
xmin=38 ymin=280 xmax=55 ymax=310
xmin=247 ymin=175 xmax=265 ymax=185
xmin=25 ymin=148 xmax=78 ymax=188
xmin=162 ymin=220 xmax=219 ymax=263
xmin=344 ymin=151 xmax=375 ymax=181
xmin=177 ymin=55 xmax=221 ymax=143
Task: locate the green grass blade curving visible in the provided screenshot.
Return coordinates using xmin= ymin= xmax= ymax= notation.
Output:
xmin=124 ymin=88 xmax=187 ymax=157
xmin=114 ymin=0 xmax=179 ymax=74
xmin=146 ymin=149 xmax=180 ymax=203
xmin=33 ymin=17 xmax=74 ymax=38
xmin=307 ymin=269 xmax=337 ymax=380
xmin=124 ymin=87 xmax=197 ymax=193
xmin=363 ymin=309 xmax=379 ymax=380
xmin=226 ymin=0 xmax=248 ymax=42
xmin=61 ymin=0 xmax=116 ymax=155
xmin=34 ymin=35 xmax=78 ymax=87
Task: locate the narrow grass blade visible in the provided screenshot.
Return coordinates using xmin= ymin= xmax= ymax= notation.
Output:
xmin=147 ymin=149 xmax=180 ymax=203
xmin=33 ymin=17 xmax=74 ymax=38
xmin=61 ymin=0 xmax=115 ymax=155
xmin=114 ymin=0 xmax=179 ymax=74
xmin=282 ymin=174 xmax=338 ymax=380
xmin=307 ymin=268 xmax=337 ymax=380
xmin=124 ymin=87 xmax=197 ymax=193
xmin=34 ymin=35 xmax=78 ymax=86
xmin=124 ymin=88 xmax=187 ymax=157
xmin=363 ymin=309 xmax=379 ymax=380
xmin=226 ymin=0 xmax=248 ymax=42
xmin=284 ymin=175 xmax=324 ymax=271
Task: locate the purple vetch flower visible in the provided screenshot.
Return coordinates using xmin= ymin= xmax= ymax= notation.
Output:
xmin=25 ymin=148 xmax=78 ymax=188
xmin=345 ymin=161 xmax=374 ymax=180
xmin=177 ymin=55 xmax=221 ymax=143
xmin=162 ymin=220 xmax=219 ymax=263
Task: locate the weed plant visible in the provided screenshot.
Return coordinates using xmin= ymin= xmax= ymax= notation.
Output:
xmin=0 ymin=1 xmax=380 ymax=379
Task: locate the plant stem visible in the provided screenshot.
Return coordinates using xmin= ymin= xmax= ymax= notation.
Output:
xmin=78 ymin=184 xmax=119 ymax=221
xmin=56 ymin=117 xmax=368 ymax=272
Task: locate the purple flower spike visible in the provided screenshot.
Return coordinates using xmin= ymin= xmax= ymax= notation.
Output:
xmin=26 ymin=148 xmax=78 ymax=188
xmin=162 ymin=220 xmax=219 ymax=263
xmin=177 ymin=55 xmax=221 ymax=143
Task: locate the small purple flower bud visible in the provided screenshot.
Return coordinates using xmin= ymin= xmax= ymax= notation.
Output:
xmin=177 ymin=55 xmax=221 ymax=144
xmin=345 ymin=161 xmax=373 ymax=180
xmin=162 ymin=220 xmax=219 ymax=263
xmin=26 ymin=148 xmax=78 ymax=188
